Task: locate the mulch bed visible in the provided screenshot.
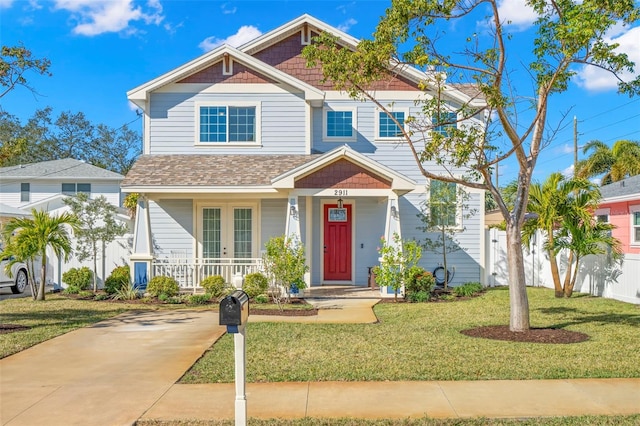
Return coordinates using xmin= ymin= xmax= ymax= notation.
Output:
xmin=0 ymin=324 xmax=31 ymax=334
xmin=461 ymin=325 xmax=589 ymax=344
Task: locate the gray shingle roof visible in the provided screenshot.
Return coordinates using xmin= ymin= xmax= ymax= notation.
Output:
xmin=121 ymin=154 xmax=320 ymax=187
xmin=599 ymin=174 xmax=640 ymax=199
xmin=0 ymin=158 xmax=123 ymax=180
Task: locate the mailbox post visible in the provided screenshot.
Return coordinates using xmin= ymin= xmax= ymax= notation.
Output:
xmin=219 ymin=290 xmax=250 ymax=426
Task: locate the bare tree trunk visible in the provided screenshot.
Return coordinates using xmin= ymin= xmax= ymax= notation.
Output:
xmin=93 ymin=250 xmax=98 ymax=292
xmin=547 ymin=234 xmax=564 ymax=297
xmin=37 ymin=251 xmax=47 ymax=301
xmin=565 ymin=254 xmax=579 ymax=298
xmin=506 ymin=221 xmax=530 ymax=332
xmin=441 ymin=226 xmax=448 ymax=290
xmin=562 ymin=250 xmax=574 ymax=297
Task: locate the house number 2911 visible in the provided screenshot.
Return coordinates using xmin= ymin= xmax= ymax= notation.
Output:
xmin=334 ymin=190 xmax=348 ymax=196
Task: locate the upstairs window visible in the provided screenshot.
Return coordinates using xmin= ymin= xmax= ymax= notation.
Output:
xmin=324 ymin=109 xmax=356 ymax=140
xmin=432 ymin=111 xmax=458 ymax=136
xmin=198 ymin=104 xmax=258 ymax=144
xmin=20 ymin=183 xmax=30 ymax=202
xmin=62 ymin=183 xmax=91 ymax=195
xmin=378 ymin=111 xmax=405 ymax=139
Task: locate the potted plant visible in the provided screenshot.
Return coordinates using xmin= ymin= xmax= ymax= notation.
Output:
xmin=262 ymin=235 xmax=309 ymax=301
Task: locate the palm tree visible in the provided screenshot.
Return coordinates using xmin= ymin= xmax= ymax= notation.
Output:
xmin=524 ymin=173 xmax=599 ymax=297
xmin=576 ymin=139 xmax=640 ymax=185
xmin=1 ymin=209 xmax=78 ymax=300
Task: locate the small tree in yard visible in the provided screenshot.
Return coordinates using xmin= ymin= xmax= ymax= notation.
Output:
xmin=418 ymin=181 xmax=476 ymax=289
xmin=374 ymin=233 xmax=422 ymax=302
xmin=64 ymin=193 xmax=128 ymax=292
xmin=1 ymin=209 xmax=78 ymax=300
xmin=262 ymin=235 xmax=309 ymax=303
xmin=303 ymin=0 xmax=640 ymax=331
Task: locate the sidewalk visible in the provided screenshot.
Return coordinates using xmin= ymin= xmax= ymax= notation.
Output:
xmin=2 ymin=289 xmax=639 ymax=425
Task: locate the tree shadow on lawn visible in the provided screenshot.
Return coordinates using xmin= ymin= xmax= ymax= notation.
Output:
xmin=536 ymin=307 xmax=640 ymax=329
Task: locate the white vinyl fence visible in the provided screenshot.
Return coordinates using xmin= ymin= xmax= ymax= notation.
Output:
xmin=486 ymin=228 xmax=640 ymax=305
xmin=48 ymin=234 xmax=133 ymax=290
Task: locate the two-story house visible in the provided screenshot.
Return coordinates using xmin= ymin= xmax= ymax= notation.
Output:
xmin=122 ymin=15 xmax=486 ymax=293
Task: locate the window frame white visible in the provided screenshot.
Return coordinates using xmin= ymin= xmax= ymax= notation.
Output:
xmin=631 ymin=205 xmax=640 ymax=246
xmin=427 ymin=180 xmax=464 ymax=231
xmin=61 ymin=183 xmax=91 ymax=196
xmin=20 ymin=182 xmax=30 ymax=202
xmin=322 ymin=107 xmax=357 ymax=142
xmin=195 ymin=101 xmax=261 ymax=147
xmin=595 ymin=208 xmax=610 ymax=224
xmin=375 ymin=108 xmax=409 ymax=141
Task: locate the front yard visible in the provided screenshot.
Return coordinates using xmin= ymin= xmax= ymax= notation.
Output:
xmin=181 ymin=287 xmax=640 ymax=383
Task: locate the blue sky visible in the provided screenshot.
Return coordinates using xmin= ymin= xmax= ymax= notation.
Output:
xmin=1 ymin=0 xmax=639 ymax=185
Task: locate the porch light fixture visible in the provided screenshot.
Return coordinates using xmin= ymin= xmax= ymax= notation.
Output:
xmin=290 ymin=205 xmax=297 ymax=217
xmin=390 ymin=205 xmax=399 ymax=219
xmin=337 ymin=198 xmax=343 ymax=209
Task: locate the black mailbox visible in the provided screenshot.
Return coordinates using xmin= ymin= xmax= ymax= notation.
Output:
xmin=219 ymin=290 xmax=249 ymax=328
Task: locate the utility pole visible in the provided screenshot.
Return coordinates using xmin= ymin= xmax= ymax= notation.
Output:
xmin=574 ymin=116 xmax=578 ymax=177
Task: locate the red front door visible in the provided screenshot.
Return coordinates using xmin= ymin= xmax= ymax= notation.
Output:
xmin=323 ymin=204 xmax=352 ymax=281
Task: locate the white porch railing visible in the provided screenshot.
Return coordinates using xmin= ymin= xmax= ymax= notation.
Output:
xmin=152 ymin=257 xmax=263 ymax=290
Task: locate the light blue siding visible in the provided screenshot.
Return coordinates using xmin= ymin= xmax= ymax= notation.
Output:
xmin=149 ymin=200 xmax=194 ymax=257
xmin=149 ymin=92 xmax=307 ymax=155
xmin=260 ymin=198 xmax=287 ymax=250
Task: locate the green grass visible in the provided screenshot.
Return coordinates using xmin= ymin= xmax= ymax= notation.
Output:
xmin=181 ymin=287 xmax=640 ymax=383
xmin=135 ymin=414 xmax=640 ymax=425
xmin=0 ymin=294 xmax=165 ymax=358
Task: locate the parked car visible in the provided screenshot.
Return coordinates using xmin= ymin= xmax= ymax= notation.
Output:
xmin=0 ymin=257 xmax=29 ymax=294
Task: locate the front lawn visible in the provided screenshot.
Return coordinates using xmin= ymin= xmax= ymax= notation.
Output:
xmin=181 ymin=287 xmax=640 ymax=383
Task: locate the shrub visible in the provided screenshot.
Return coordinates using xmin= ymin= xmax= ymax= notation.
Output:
xmin=63 ymin=286 xmax=81 ymax=295
xmin=453 ymin=282 xmax=484 ymax=297
xmin=147 ymin=275 xmax=180 ymax=297
xmin=105 ymin=265 xmax=131 ymax=294
xmin=94 ymin=293 xmax=111 ymax=301
xmin=407 ymin=290 xmax=431 ymax=303
xmin=254 ymin=294 xmax=268 ymax=304
xmin=112 ymin=284 xmax=140 ymax=301
xmin=243 ymin=272 xmax=269 ymax=299
xmin=187 ymin=294 xmax=212 ymax=305
xmin=62 ymin=267 xmax=93 ymax=291
xmin=200 ymin=275 xmax=226 ymax=297
xmin=78 ymin=290 xmax=95 ymax=298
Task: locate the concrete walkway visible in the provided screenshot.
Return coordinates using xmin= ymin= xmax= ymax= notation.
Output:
xmin=2 ymin=287 xmax=639 ymax=425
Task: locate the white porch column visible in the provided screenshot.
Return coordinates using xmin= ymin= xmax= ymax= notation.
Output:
xmin=130 ymin=195 xmax=153 ymax=289
xmin=384 ymin=194 xmax=402 ymax=247
xmin=285 ymin=195 xmax=301 ymax=242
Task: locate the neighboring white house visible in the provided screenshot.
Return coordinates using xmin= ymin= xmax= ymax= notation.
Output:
xmin=122 ymin=14 xmax=486 ymax=294
xmin=0 ymin=158 xmax=131 ymax=288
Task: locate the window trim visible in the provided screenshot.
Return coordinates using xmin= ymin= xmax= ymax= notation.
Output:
xmin=195 ymin=101 xmax=261 ymax=147
xmin=322 ymin=107 xmax=357 ymax=142
xmin=595 ymin=208 xmax=610 ymax=224
xmin=375 ymin=108 xmax=409 ymax=141
xmin=196 ymin=202 xmax=259 ymax=259
xmin=631 ymin=205 xmax=640 ymax=246
xmin=427 ymin=180 xmax=463 ymax=231
xmin=20 ymin=182 xmax=30 ymax=202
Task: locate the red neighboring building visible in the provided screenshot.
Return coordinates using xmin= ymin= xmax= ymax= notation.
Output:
xmin=596 ymin=175 xmax=640 ymax=254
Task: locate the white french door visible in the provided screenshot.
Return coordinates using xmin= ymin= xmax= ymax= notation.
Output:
xmin=200 ymin=204 xmax=255 ymax=260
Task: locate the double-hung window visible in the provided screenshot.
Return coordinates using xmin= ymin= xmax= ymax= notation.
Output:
xmin=377 ymin=110 xmax=406 ymax=139
xmin=324 ymin=108 xmax=356 ymax=141
xmin=432 ymin=111 xmax=457 ymax=136
xmin=198 ymin=104 xmax=258 ymax=144
xmin=20 ymin=183 xmax=30 ymax=202
xmin=632 ymin=206 xmax=640 ymax=245
xmin=62 ymin=183 xmax=91 ymax=195
xmin=429 ymin=180 xmax=459 ymax=228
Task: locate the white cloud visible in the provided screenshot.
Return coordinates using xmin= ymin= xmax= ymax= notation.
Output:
xmin=54 ymin=0 xmax=164 ymax=36
xmin=561 ymin=164 xmax=574 ymax=178
xmin=337 ymin=18 xmax=357 ymax=33
xmin=575 ymin=25 xmax=640 ymax=92
xmin=221 ymin=3 xmax=236 ymax=15
xmin=0 ymin=0 xmax=14 ymax=8
xmin=198 ymin=25 xmax=262 ymax=52
xmin=496 ymin=0 xmax=537 ymax=30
